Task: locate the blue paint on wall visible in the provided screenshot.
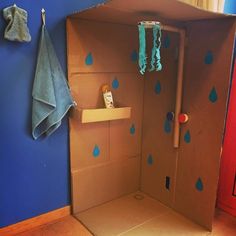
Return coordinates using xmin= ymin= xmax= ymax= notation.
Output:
xmin=147 ymin=154 xmax=153 ymax=165
xmin=224 ymin=0 xmax=236 ymax=14
xmin=164 ymin=119 xmax=171 ymax=133
xmin=112 ymin=77 xmax=119 ymax=89
xmin=93 ymin=145 xmax=100 ymax=157
xmin=130 ymin=123 xmax=136 ymax=135
xmin=209 ymin=86 xmax=218 ymax=103
xmin=154 ymin=81 xmax=161 ymax=94
xmin=85 ymin=52 xmax=93 ymax=65
xmin=204 ymin=51 xmax=214 ymax=64
xmin=195 ymin=178 xmax=204 ymax=191
xmin=184 ymin=130 xmax=191 ymax=143
xmin=0 ymin=0 xmax=105 ymax=228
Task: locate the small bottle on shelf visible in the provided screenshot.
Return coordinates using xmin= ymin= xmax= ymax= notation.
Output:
xmin=102 ymin=84 xmax=114 ymax=109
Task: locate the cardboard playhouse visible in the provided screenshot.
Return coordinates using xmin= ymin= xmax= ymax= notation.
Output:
xmin=66 ymin=0 xmax=236 ymax=234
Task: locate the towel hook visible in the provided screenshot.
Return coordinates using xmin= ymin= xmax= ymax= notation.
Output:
xmin=41 ymin=8 xmax=46 ymax=26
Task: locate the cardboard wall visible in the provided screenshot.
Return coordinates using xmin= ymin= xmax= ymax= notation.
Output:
xmin=67 ymin=18 xmax=143 ymax=213
xmin=174 ymin=19 xmax=236 ymax=230
xmin=141 ymin=31 xmax=179 ymax=207
xmin=67 ymin=8 xmax=236 ymax=231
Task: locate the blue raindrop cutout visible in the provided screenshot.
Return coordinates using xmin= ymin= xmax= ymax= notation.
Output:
xmin=164 ymin=119 xmax=171 ymax=133
xmin=154 ymin=81 xmax=161 ymax=94
xmin=93 ymin=145 xmax=100 ymax=158
xmin=163 ymin=35 xmax=171 ymax=48
xmin=209 ymin=87 xmax=218 ymax=103
xmin=184 ymin=130 xmax=191 ymax=143
xmin=112 ymin=78 xmax=119 ymax=89
xmin=131 ymin=50 xmax=138 ymax=62
xmin=85 ymin=52 xmax=93 ymax=65
xmin=204 ymin=51 xmax=213 ymax=65
xmin=195 ymin=178 xmax=203 ymax=191
xmin=130 ymin=124 xmax=136 ymax=135
xmin=147 ymin=154 xmax=153 ymax=165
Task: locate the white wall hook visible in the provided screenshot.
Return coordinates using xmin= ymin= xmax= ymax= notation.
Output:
xmin=41 ymin=8 xmax=46 ymax=26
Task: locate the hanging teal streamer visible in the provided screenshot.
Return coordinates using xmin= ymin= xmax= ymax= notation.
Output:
xmin=138 ymin=25 xmax=147 ymax=75
xmin=150 ymin=25 xmax=162 ymax=72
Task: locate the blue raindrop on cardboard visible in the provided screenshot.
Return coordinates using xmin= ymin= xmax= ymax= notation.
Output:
xmin=85 ymin=52 xmax=93 ymax=65
xmin=147 ymin=154 xmax=153 ymax=165
xmin=130 ymin=124 xmax=136 ymax=135
xmin=208 ymin=87 xmax=218 ymax=103
xmin=184 ymin=130 xmax=191 ymax=143
xmin=204 ymin=51 xmax=213 ymax=65
xmin=131 ymin=50 xmax=138 ymax=62
xmin=154 ymin=81 xmax=161 ymax=95
xmin=93 ymin=145 xmax=100 ymax=158
xmin=164 ymin=119 xmax=171 ymax=133
xmin=195 ymin=178 xmax=203 ymax=191
xmin=112 ymin=78 xmax=119 ymax=89
xmin=163 ymin=35 xmax=171 ymax=48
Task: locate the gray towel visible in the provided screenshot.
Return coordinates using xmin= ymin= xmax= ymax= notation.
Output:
xmin=3 ymin=5 xmax=31 ymax=42
xmin=32 ymin=25 xmax=74 ymax=139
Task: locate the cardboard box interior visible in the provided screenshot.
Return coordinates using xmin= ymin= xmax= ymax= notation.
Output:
xmin=67 ymin=0 xmax=236 ymax=232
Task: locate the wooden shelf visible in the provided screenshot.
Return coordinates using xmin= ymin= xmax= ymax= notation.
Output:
xmin=81 ymin=107 xmax=131 ymax=123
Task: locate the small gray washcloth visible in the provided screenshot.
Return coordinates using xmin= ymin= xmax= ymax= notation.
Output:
xmin=3 ymin=5 xmax=31 ymax=42
xmin=32 ymin=25 xmax=74 ymax=139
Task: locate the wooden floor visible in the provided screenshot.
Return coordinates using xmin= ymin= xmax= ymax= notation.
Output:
xmin=16 ymin=208 xmax=236 ymax=236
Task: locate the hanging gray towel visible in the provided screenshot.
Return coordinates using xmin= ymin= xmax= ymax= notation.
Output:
xmin=32 ymin=25 xmax=74 ymax=139
xmin=3 ymin=5 xmax=31 ymax=42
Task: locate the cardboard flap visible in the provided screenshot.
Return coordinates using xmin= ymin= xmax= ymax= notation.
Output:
xmin=69 ymin=0 xmax=235 ymax=24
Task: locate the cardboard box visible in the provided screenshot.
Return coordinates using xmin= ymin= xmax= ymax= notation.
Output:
xmin=67 ymin=0 xmax=236 ymax=231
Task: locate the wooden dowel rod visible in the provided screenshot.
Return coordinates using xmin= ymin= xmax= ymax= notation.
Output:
xmin=173 ymin=30 xmax=186 ymax=148
xmin=139 ymin=21 xmax=184 ymax=34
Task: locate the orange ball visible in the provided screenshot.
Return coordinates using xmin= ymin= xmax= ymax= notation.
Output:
xmin=179 ymin=113 xmax=189 ymax=123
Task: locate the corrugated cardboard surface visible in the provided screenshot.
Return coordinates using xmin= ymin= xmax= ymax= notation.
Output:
xmin=75 ymin=192 xmax=208 ymax=236
xmin=67 ymin=19 xmax=139 ymax=74
xmin=110 ymin=74 xmax=144 ymax=160
xmin=70 ymin=0 xmax=233 ymax=25
xmin=71 ymin=158 xmax=140 ymax=213
xmin=141 ymin=31 xmax=179 ymax=207
xmin=67 ymin=0 xmax=236 ymax=231
xmin=67 ymin=18 xmax=143 ymax=213
xmin=174 ymin=18 xmax=236 ymax=230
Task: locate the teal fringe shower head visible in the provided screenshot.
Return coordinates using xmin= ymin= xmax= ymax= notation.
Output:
xmin=150 ymin=24 xmax=162 ymax=72
xmin=138 ymin=22 xmax=162 ymax=75
xmin=138 ymin=24 xmax=147 ymax=75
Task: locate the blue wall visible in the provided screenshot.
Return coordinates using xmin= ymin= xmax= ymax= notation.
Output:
xmin=0 ymin=0 xmax=104 ymax=228
xmin=224 ymin=0 xmax=236 ymax=14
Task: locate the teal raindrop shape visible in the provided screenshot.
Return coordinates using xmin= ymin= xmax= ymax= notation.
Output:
xmin=85 ymin=52 xmax=93 ymax=65
xmin=112 ymin=78 xmax=119 ymax=89
xmin=208 ymin=87 xmax=218 ymax=103
xmin=163 ymin=35 xmax=171 ymax=48
xmin=93 ymin=145 xmax=100 ymax=158
xmin=184 ymin=130 xmax=191 ymax=143
xmin=147 ymin=154 xmax=153 ymax=165
xmin=195 ymin=178 xmax=204 ymax=191
xmin=154 ymin=81 xmax=161 ymax=94
xmin=131 ymin=50 xmax=138 ymax=62
xmin=130 ymin=124 xmax=136 ymax=135
xmin=164 ymin=119 xmax=171 ymax=133
xmin=204 ymin=51 xmax=213 ymax=64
